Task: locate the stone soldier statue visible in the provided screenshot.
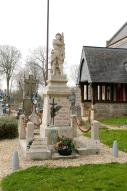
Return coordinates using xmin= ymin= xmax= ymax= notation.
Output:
xmin=51 ymin=33 xmax=65 ymax=75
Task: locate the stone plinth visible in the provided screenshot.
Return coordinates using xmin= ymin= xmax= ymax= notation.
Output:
xmin=45 ymin=126 xmax=73 ymax=145
xmin=27 ymin=137 xmax=51 ymax=160
xmin=19 ymin=137 xmax=51 ymax=160
xmin=40 ymin=74 xmax=72 ymax=142
xmin=52 ymin=151 xmax=80 ymax=159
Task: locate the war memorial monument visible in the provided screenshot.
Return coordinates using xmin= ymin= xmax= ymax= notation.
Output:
xmin=19 ymin=33 xmax=100 ymax=160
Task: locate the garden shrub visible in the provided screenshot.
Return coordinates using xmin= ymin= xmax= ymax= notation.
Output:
xmin=0 ymin=116 xmax=18 ymax=139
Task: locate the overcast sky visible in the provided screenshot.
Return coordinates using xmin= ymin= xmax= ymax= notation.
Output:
xmin=0 ymin=0 xmax=127 ymax=88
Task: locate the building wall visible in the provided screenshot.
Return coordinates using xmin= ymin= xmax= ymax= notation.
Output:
xmin=94 ymin=103 xmax=127 ymax=119
xmin=108 ymin=37 xmax=127 ymax=48
xmin=81 ymin=101 xmax=127 ymax=120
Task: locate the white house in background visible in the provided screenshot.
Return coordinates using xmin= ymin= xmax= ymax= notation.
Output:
xmin=106 ymin=22 xmax=127 ymax=48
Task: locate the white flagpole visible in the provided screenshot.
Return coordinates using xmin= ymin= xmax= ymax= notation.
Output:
xmin=46 ymin=0 xmax=49 ymax=83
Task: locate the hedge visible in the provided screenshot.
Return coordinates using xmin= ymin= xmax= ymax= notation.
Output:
xmin=0 ymin=116 xmax=18 ymax=139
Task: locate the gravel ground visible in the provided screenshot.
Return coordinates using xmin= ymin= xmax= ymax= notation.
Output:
xmin=0 ymin=138 xmax=127 ymax=180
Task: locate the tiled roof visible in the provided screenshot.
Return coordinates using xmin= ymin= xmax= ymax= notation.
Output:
xmin=78 ymin=46 xmax=127 ymax=83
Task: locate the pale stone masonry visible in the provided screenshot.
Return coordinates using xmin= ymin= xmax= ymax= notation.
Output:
xmin=18 ymin=33 xmax=101 ymax=160
xmin=40 ymin=74 xmax=72 ymax=144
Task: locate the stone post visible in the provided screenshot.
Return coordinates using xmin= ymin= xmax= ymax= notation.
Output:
xmin=26 ymin=122 xmax=34 ymax=149
xmin=91 ymin=120 xmax=100 ymax=140
xmin=75 ymin=105 xmax=82 ymax=123
xmin=90 ymin=105 xmax=94 ymax=122
xmin=91 ymin=83 xmax=94 ymax=122
xmin=12 ymin=151 xmax=19 ymax=171
xmin=112 ymin=140 xmax=118 ymax=157
xmin=71 ymin=115 xmax=77 ymax=137
xmin=19 ymin=114 xmax=26 ymax=139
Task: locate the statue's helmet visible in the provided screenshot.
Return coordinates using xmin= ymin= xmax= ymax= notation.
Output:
xmin=55 ymin=33 xmax=62 ymax=39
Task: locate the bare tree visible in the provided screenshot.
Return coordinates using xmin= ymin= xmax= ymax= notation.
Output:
xmin=26 ymin=46 xmax=50 ymax=86
xmin=14 ymin=69 xmax=25 ymax=94
xmin=25 ymin=61 xmax=42 ymax=86
xmin=70 ymin=65 xmax=79 ymax=85
xmin=0 ymin=45 xmax=21 ymax=96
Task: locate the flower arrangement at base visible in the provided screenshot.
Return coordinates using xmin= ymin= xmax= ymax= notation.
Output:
xmin=55 ymin=136 xmax=75 ymax=156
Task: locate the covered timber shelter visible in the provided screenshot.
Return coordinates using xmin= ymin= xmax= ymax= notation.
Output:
xmin=78 ymin=46 xmax=127 ymax=119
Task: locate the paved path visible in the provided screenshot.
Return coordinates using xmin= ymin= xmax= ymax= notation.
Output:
xmin=100 ymin=123 xmax=127 ymax=130
xmin=1 ymin=136 xmax=127 ymax=181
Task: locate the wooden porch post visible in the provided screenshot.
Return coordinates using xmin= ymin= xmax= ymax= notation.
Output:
xmin=80 ymin=84 xmax=84 ymax=103
xmin=91 ymin=83 xmax=94 ymax=122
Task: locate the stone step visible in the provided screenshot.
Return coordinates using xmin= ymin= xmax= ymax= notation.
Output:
xmin=52 ymin=151 xmax=80 ymax=160
xmin=30 ymin=144 xmax=47 ymax=149
xmin=33 ymin=138 xmax=48 ymax=145
xmin=34 ymin=135 xmax=40 ymax=139
xmin=76 ymin=148 xmax=100 ymax=155
xmin=32 ymin=140 xmax=47 ymax=145
xmin=34 ymin=132 xmax=40 ymax=135
xmin=30 ymin=148 xmax=48 ymax=152
xmin=34 ymin=129 xmax=40 ymax=135
xmin=34 ymin=137 xmax=47 ymax=141
xmin=26 ymin=150 xmax=51 ymax=160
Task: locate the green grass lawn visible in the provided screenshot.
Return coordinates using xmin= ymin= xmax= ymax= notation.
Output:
xmin=85 ymin=128 xmax=127 ymax=152
xmin=101 ymin=116 xmax=127 ymax=126
xmin=99 ymin=128 xmax=127 ymax=152
xmin=2 ymin=118 xmax=127 ymax=191
xmin=1 ymin=164 xmax=127 ymax=191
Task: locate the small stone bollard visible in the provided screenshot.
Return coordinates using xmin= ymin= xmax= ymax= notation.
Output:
xmin=91 ymin=120 xmax=100 ymax=140
xmin=12 ymin=151 xmax=19 ymax=171
xmin=19 ymin=114 xmax=26 ymax=139
xmin=112 ymin=140 xmax=118 ymax=157
xmin=70 ymin=114 xmax=77 ymax=137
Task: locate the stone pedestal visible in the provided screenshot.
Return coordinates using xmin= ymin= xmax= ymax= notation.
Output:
xmin=27 ymin=137 xmax=51 ymax=160
xmin=40 ymin=74 xmax=72 ymax=144
xmin=45 ymin=126 xmax=73 ymax=145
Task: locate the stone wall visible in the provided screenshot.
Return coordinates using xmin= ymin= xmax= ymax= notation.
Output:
xmin=94 ymin=103 xmax=127 ymax=119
